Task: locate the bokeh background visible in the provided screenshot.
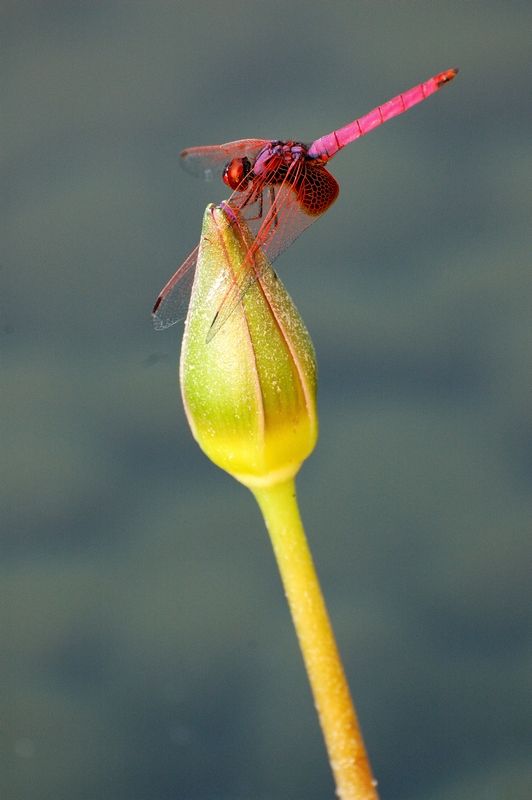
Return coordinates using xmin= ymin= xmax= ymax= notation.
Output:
xmin=2 ymin=3 xmax=531 ymax=799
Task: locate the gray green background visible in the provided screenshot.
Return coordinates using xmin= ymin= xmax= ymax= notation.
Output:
xmin=2 ymin=3 xmax=531 ymax=799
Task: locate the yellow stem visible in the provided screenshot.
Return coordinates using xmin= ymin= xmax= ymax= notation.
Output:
xmin=250 ymin=478 xmax=379 ymax=800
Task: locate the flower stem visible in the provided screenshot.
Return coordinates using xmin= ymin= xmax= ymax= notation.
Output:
xmin=250 ymin=478 xmax=379 ymax=800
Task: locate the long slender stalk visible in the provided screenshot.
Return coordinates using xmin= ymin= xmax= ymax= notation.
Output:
xmin=251 ymin=478 xmax=379 ymax=800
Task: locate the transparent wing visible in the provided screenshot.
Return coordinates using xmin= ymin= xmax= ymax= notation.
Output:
xmin=151 ymin=244 xmax=200 ymax=330
xmin=154 ymin=153 xmax=339 ymax=337
xmin=180 ymin=139 xmax=268 ymax=181
xmin=206 ymin=164 xmax=339 ymax=341
xmin=249 ymin=164 xmax=339 ymax=263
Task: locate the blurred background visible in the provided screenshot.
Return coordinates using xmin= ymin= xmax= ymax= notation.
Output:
xmin=2 ymin=3 xmax=531 ymax=799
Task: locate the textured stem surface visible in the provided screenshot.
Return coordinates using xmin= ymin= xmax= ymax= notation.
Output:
xmin=251 ymin=478 xmax=379 ymax=800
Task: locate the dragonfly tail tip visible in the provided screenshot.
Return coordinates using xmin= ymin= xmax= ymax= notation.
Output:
xmin=436 ymin=68 xmax=458 ymax=88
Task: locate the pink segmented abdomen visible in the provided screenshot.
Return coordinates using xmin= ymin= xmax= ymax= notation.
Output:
xmin=307 ymin=68 xmax=457 ymax=160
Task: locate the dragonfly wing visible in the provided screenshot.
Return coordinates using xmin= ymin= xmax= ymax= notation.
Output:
xmin=203 ymin=200 xmax=277 ymax=342
xmin=244 ymin=165 xmax=340 ymax=264
xmin=259 ymin=188 xmax=326 ymax=264
xmin=152 ymin=244 xmax=200 ymax=329
xmin=206 ymin=165 xmax=339 ymax=340
xmin=154 ymin=140 xmax=268 ymax=330
xmin=180 ymin=139 xmax=268 ymax=181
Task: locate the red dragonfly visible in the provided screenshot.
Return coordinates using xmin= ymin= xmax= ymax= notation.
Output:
xmin=153 ymin=69 xmax=457 ymax=339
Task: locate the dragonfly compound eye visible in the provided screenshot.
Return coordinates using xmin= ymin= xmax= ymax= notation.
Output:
xmin=223 ymin=157 xmax=252 ymax=190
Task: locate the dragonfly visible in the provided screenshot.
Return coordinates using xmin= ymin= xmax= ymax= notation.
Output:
xmin=153 ymin=68 xmax=457 ymax=339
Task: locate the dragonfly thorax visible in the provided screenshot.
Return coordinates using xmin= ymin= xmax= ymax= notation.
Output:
xmin=223 ymin=141 xmax=310 ymax=192
xmin=252 ymin=141 xmax=308 ymax=177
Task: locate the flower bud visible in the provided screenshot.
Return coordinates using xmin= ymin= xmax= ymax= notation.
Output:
xmin=180 ymin=203 xmax=318 ymax=488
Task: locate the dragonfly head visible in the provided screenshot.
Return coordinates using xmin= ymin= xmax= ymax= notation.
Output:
xmin=223 ymin=156 xmax=252 ymax=190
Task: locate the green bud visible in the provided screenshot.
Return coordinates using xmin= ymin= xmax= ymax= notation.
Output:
xmin=180 ymin=203 xmax=318 ymax=488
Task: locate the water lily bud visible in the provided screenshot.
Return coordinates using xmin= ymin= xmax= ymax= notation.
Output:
xmin=180 ymin=203 xmax=318 ymax=488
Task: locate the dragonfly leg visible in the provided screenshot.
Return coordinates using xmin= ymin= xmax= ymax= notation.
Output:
xmin=238 ymin=188 xmax=264 ymax=222
xmin=268 ymin=185 xmax=279 ymax=229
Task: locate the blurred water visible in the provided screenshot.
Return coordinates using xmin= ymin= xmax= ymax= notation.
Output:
xmin=2 ymin=3 xmax=531 ymax=799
